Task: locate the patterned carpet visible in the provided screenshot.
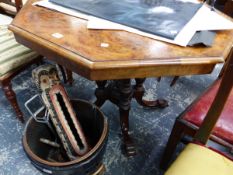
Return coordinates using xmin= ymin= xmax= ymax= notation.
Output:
xmin=0 ymin=63 xmax=221 ymax=175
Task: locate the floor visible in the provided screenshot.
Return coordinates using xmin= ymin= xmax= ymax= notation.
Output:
xmin=0 ymin=62 xmax=221 ymax=175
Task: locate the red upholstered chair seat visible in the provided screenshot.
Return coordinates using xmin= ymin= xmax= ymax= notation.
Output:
xmin=182 ymin=78 xmax=233 ymax=144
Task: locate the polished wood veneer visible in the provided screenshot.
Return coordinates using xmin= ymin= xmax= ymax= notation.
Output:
xmin=9 ymin=0 xmax=233 ymax=80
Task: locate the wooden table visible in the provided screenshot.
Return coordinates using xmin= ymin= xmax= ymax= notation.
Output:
xmin=9 ymin=0 xmax=233 ymax=156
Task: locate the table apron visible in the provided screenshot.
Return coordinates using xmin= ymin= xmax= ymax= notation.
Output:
xmin=13 ymin=33 xmax=215 ymax=81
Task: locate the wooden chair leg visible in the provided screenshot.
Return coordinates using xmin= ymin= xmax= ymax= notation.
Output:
xmin=2 ymin=79 xmax=24 ymax=123
xmin=160 ymin=119 xmax=186 ymax=169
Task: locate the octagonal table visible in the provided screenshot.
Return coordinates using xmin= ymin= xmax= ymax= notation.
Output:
xmin=9 ymin=0 xmax=233 ymax=156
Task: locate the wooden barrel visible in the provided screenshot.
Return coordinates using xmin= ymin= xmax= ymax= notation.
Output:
xmin=23 ymin=99 xmax=108 ymax=175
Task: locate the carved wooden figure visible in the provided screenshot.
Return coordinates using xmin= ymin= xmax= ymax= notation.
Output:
xmin=32 ymin=64 xmax=89 ymax=160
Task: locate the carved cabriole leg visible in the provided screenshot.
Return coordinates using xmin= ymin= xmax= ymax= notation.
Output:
xmin=94 ymin=78 xmax=169 ymax=156
xmin=2 ymin=79 xmax=24 ymax=123
xmin=94 ymin=79 xmax=136 ymax=156
xmin=117 ymin=79 xmax=136 ymax=156
xmin=134 ymin=78 xmax=168 ymax=108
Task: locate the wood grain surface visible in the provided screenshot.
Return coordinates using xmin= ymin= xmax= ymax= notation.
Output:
xmin=9 ymin=0 xmax=233 ymax=80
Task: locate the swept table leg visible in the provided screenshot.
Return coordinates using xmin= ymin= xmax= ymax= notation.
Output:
xmin=94 ymin=79 xmax=136 ymax=156
xmin=117 ymin=79 xmax=136 ymax=156
xmin=120 ymin=109 xmax=136 ymax=156
xmin=94 ymin=78 xmax=168 ymax=156
xmin=133 ymin=78 xmax=168 ymax=108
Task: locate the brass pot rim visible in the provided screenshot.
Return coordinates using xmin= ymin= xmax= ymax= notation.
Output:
xmin=23 ymin=99 xmax=108 ymax=167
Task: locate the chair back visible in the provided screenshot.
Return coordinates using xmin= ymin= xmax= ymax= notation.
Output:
xmin=0 ymin=0 xmax=23 ymax=15
xmin=194 ymin=47 xmax=233 ymax=144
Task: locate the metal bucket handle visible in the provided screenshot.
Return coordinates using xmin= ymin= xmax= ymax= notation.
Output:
xmin=25 ymin=94 xmax=59 ymax=145
xmin=25 ymin=94 xmax=49 ymax=124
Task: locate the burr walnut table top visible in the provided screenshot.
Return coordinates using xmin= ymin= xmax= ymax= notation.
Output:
xmin=9 ymin=0 xmax=233 ymax=80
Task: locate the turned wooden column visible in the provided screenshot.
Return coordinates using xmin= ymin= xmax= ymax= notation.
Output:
xmin=95 ymin=79 xmax=136 ymax=156
xmin=2 ymin=79 xmax=24 ymax=123
xmin=117 ymin=79 xmax=136 ymax=156
xmin=94 ymin=78 xmax=168 ymax=156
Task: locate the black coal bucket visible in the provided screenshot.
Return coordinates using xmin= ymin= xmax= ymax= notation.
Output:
xmin=23 ymin=99 xmax=108 ymax=175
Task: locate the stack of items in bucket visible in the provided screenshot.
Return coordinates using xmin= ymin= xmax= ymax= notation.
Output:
xmin=23 ymin=64 xmax=108 ymax=175
xmin=30 ymin=64 xmax=89 ymax=161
